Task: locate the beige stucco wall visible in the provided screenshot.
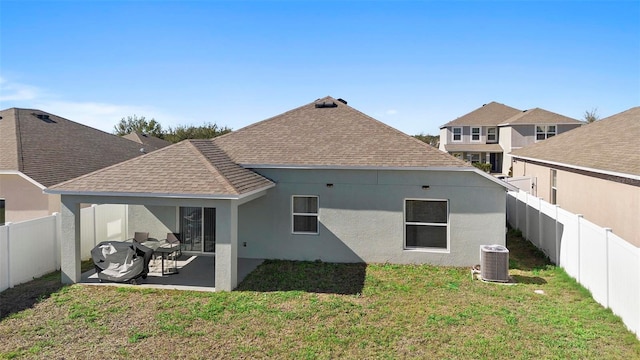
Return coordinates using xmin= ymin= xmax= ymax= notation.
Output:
xmin=0 ymin=174 xmax=60 ymax=223
xmin=512 ymin=160 xmax=639 ymax=247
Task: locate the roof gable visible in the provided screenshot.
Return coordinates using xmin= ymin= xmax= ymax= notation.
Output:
xmin=122 ymin=131 xmax=171 ymax=149
xmin=499 ymin=108 xmax=582 ymax=126
xmin=48 ymin=140 xmax=274 ymax=197
xmin=510 ymin=107 xmax=640 ymax=177
xmin=0 ymin=108 xmax=162 ymax=187
xmin=440 ymin=102 xmax=521 ymax=128
xmin=214 ymin=96 xmax=468 ymax=168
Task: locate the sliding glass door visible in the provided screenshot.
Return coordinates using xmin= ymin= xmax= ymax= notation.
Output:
xmin=179 ymin=207 xmax=215 ymax=253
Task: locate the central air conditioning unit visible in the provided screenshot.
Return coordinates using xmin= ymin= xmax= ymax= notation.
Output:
xmin=480 ymin=245 xmax=510 ymax=282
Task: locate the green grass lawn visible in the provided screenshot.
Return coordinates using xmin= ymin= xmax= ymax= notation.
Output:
xmin=1 ymin=232 xmax=638 ymax=359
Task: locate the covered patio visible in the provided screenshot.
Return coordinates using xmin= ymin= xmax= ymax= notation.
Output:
xmin=45 ymin=140 xmax=275 ymax=291
xmin=80 ymin=255 xmax=265 ymax=292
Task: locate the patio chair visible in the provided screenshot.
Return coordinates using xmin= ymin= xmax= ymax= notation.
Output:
xmin=164 ymin=232 xmax=182 ymax=257
xmin=133 ymin=232 xmax=149 ymax=243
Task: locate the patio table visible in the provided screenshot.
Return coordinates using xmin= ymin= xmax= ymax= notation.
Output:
xmin=154 ymin=244 xmax=179 ymax=275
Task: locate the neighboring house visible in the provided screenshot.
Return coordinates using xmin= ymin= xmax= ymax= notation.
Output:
xmin=0 ymin=108 xmax=165 ymax=224
xmin=47 ymin=96 xmax=516 ymax=291
xmin=439 ymin=102 xmax=583 ymax=174
xmin=510 ymin=107 xmax=640 ymax=247
xmin=122 ymin=131 xmax=171 ymax=150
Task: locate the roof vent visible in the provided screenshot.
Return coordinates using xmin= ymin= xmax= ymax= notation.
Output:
xmin=33 ymin=113 xmax=55 ymax=123
xmin=337 ymin=98 xmax=347 ymax=104
xmin=522 ymin=110 xmax=527 ymax=112
xmin=315 ymin=101 xmax=338 ymax=108
xmin=480 ymin=245 xmax=510 ymax=282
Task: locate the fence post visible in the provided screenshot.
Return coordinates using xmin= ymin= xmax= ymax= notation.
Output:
xmin=0 ymin=223 xmax=10 ymax=291
xmin=525 ymin=191 xmax=530 ymax=240
xmin=604 ymin=228 xmax=612 ymax=309
xmin=538 ymin=196 xmax=543 ymax=249
xmin=54 ymin=213 xmax=62 ymax=270
xmin=555 ymin=205 xmax=560 ymax=266
xmin=92 ymin=204 xmax=98 ymax=247
xmin=3 ymin=223 xmax=11 ymax=289
xmin=514 ymin=192 xmax=519 ymax=230
xmin=576 ymin=214 xmax=583 ymax=283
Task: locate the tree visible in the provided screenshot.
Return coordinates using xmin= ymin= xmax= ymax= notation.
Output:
xmin=113 ymin=115 xmax=164 ymax=138
xmin=163 ymin=123 xmax=232 ymax=143
xmin=413 ymin=133 xmax=440 ymax=147
xmin=583 ymin=108 xmax=600 ymax=123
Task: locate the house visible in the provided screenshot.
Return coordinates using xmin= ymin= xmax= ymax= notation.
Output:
xmin=122 ymin=131 xmax=171 ymax=150
xmin=46 ymin=96 xmax=517 ymax=291
xmin=510 ymin=106 xmax=640 ymax=247
xmin=439 ymin=102 xmax=583 ymax=174
xmin=0 ymin=108 xmax=165 ymax=224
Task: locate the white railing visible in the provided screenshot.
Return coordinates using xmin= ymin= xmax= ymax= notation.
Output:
xmin=0 ymin=204 xmax=128 ymax=292
xmin=507 ymin=190 xmax=640 ymax=339
xmin=0 ymin=213 xmax=61 ymax=292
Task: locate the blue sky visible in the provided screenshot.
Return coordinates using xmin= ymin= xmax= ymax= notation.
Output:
xmin=1 ymin=1 xmax=638 ymax=135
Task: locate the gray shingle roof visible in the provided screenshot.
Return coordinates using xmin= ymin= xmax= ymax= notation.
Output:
xmin=49 ymin=140 xmax=274 ymax=196
xmin=499 ymin=108 xmax=583 ymax=126
xmin=510 ymin=107 xmax=640 ymax=177
xmin=440 ymin=102 xmax=522 ymax=128
xmin=214 ymin=96 xmax=468 ymax=168
xmin=123 ymin=132 xmax=171 ymax=149
xmin=0 ymin=108 xmax=162 ymax=187
xmin=48 ymin=96 xmax=474 ymax=197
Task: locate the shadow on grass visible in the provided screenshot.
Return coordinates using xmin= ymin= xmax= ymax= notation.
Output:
xmin=0 ymin=271 xmax=65 ymax=321
xmin=507 ymin=229 xmax=553 ymax=272
xmin=236 ymin=260 xmax=366 ymax=295
xmin=0 ymin=260 xmax=93 ymax=320
xmin=511 ymin=275 xmax=548 ymax=285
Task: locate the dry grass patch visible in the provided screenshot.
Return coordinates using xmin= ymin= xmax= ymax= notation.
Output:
xmin=1 ymin=232 xmax=639 ymax=359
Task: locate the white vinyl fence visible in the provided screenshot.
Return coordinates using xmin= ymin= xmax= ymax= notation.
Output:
xmin=0 ymin=204 xmax=128 ymax=292
xmin=507 ymin=190 xmax=640 ymax=339
xmin=80 ymin=204 xmax=128 ymax=260
xmin=0 ymin=213 xmax=61 ymax=292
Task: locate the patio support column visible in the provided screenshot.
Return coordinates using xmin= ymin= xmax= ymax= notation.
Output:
xmin=60 ymin=196 xmax=82 ymax=284
xmin=215 ymin=200 xmax=238 ymax=291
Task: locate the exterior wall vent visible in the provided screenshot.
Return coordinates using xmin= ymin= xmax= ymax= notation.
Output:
xmin=315 ymin=101 xmax=338 ymax=108
xmin=480 ymin=244 xmax=509 ymax=282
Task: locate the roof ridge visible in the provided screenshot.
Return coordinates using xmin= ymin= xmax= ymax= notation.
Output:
xmin=49 ymin=140 xmax=182 ymax=189
xmin=14 ymin=108 xmax=25 ymax=172
xmin=213 ymin=96 xmax=338 ymax=142
xmin=340 ymin=101 xmax=471 ymax=167
xmin=186 ymin=140 xmax=239 ymax=194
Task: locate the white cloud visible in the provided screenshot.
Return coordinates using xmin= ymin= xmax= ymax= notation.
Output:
xmin=0 ymin=77 xmax=187 ymax=133
xmin=0 ymin=77 xmax=41 ymax=102
xmin=386 ymin=109 xmax=398 ymax=115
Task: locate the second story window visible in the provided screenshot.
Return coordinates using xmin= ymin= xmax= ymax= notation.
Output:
xmin=536 ymin=125 xmax=557 ymax=141
xmin=487 ymin=127 xmax=497 ymax=142
xmin=452 ymin=127 xmax=462 ymax=142
xmin=471 ymin=127 xmax=481 ymax=142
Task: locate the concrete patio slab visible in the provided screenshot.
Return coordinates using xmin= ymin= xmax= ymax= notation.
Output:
xmin=80 ymin=255 xmax=264 ymax=292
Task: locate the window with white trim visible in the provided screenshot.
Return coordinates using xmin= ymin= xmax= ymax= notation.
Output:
xmin=452 ymin=127 xmax=462 ymax=142
xmin=487 ymin=127 xmax=497 ymax=142
xmin=467 ymin=153 xmax=481 ymax=163
xmin=404 ymin=199 xmax=448 ymax=250
xmin=292 ymin=196 xmax=319 ymax=234
xmin=471 ymin=127 xmax=481 ymax=142
xmin=536 ymin=125 xmax=557 ymax=141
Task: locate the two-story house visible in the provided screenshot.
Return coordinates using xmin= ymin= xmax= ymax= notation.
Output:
xmin=439 ymin=102 xmax=583 ymax=174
